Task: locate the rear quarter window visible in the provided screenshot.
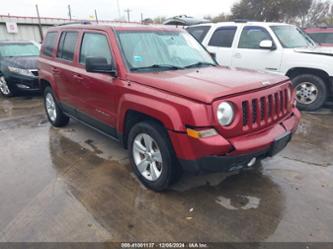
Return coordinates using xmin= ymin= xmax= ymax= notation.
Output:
xmin=42 ymin=32 xmax=58 ymax=57
xmin=187 ymin=26 xmax=211 ymax=42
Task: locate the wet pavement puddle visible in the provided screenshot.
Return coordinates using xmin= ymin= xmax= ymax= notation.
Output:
xmin=0 ymin=95 xmax=332 ymax=242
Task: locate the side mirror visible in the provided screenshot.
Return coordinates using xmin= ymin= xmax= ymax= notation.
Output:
xmin=209 ymin=52 xmax=217 ymax=60
xmin=259 ymin=40 xmax=275 ymax=50
xmin=85 ymin=57 xmax=117 ymax=76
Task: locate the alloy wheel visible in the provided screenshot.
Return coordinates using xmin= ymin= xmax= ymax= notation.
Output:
xmin=295 ymin=82 xmax=318 ymax=105
xmin=132 ymin=133 xmax=163 ymax=182
xmin=45 ymin=93 xmax=57 ymax=122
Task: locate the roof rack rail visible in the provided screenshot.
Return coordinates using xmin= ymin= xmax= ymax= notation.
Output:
xmin=57 ymin=21 xmax=92 ymax=26
xmin=233 ymin=19 xmax=249 ymax=23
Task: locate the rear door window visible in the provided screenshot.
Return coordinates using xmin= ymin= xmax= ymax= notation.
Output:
xmin=79 ymin=32 xmax=112 ymax=64
xmin=208 ymin=27 xmax=237 ymax=47
xmin=57 ymin=31 xmax=78 ymax=61
xmin=43 ymin=32 xmax=58 ymax=57
xmin=187 ymin=26 xmax=211 ymax=42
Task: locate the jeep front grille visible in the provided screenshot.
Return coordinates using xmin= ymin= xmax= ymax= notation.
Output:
xmin=241 ymin=88 xmax=289 ymax=129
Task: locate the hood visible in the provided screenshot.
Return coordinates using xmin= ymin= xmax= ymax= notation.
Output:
xmin=0 ymin=56 xmax=38 ymax=69
xmin=127 ymin=66 xmax=288 ymax=103
xmin=294 ymin=46 xmax=333 ymax=56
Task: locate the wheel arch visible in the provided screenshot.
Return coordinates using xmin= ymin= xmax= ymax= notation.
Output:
xmin=39 ymin=79 xmax=51 ymax=94
xmin=121 ymin=110 xmax=168 ymax=149
xmin=117 ymin=93 xmax=185 ymax=149
xmin=286 ymin=67 xmax=332 ymax=96
xmin=286 ymin=67 xmax=329 ymax=84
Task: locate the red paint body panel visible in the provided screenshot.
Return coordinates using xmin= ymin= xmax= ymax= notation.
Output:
xmin=38 ymin=24 xmax=300 ymax=165
xmin=127 ymin=67 xmax=289 ymax=104
xmin=169 ymin=108 xmax=300 ymax=160
xmin=304 ymin=28 xmax=333 ymax=47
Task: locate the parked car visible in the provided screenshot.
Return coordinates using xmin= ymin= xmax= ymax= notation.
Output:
xmin=38 ymin=23 xmax=300 ymax=191
xmin=304 ymin=27 xmax=333 ymax=47
xmin=187 ymin=21 xmax=333 ymax=111
xmin=0 ymin=41 xmax=40 ymax=97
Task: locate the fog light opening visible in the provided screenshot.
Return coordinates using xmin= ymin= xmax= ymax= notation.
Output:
xmin=247 ymin=157 xmax=256 ymax=167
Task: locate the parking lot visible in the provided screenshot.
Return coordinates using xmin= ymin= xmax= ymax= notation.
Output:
xmin=0 ymin=94 xmax=332 ymax=242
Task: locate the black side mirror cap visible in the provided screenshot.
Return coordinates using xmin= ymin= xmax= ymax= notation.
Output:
xmin=85 ymin=57 xmax=117 ymax=76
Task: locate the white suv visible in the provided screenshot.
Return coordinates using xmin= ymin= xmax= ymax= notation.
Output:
xmin=188 ymin=21 xmax=333 ymax=111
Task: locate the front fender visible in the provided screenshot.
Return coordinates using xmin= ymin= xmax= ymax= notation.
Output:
xmin=116 ymin=93 xmax=184 ymax=133
xmin=281 ymin=51 xmax=333 ymax=76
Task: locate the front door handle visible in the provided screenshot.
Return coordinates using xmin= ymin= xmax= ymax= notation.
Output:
xmin=233 ymin=53 xmax=242 ymax=59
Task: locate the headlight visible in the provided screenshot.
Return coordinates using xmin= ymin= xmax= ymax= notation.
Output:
xmin=217 ymin=102 xmax=234 ymax=126
xmin=8 ymin=66 xmax=34 ymax=77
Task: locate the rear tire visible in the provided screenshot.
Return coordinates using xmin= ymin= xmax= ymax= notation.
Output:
xmin=128 ymin=121 xmax=179 ymax=191
xmin=291 ymin=74 xmax=327 ymax=111
xmin=44 ymin=87 xmax=69 ymax=127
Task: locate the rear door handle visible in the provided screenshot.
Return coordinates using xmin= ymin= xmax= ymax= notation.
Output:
xmin=73 ymin=74 xmax=84 ymax=80
xmin=52 ymin=67 xmax=60 ymax=73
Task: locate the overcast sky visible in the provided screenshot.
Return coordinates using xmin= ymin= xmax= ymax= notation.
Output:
xmin=1 ymin=0 xmax=237 ymax=21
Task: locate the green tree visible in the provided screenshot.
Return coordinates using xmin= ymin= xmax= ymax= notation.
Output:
xmin=231 ymin=0 xmax=312 ymax=22
xmin=211 ymin=13 xmax=231 ymax=22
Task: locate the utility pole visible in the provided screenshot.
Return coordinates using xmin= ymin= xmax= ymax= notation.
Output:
xmin=141 ymin=13 xmax=143 ymax=23
xmin=68 ymin=5 xmax=72 ymax=20
xmin=95 ymin=9 xmax=99 ymax=23
xmin=35 ymin=4 xmax=44 ymax=42
xmin=124 ymin=8 xmax=131 ymax=22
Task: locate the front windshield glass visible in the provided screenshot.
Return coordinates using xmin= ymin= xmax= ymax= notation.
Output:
xmin=0 ymin=43 xmax=40 ymax=57
xmin=271 ymin=25 xmax=316 ymax=48
xmin=117 ymin=30 xmax=216 ymax=72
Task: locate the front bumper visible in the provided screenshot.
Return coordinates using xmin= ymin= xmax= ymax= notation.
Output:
xmin=180 ymin=131 xmax=291 ymax=173
xmin=5 ymin=74 xmax=40 ymax=92
xmin=169 ymin=108 xmax=300 ymax=173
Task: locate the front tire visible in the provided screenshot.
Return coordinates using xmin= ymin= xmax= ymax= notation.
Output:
xmin=44 ymin=87 xmax=69 ymax=127
xmin=292 ymin=74 xmax=327 ymax=111
xmin=128 ymin=121 xmax=179 ymax=191
xmin=0 ymin=76 xmax=15 ymax=97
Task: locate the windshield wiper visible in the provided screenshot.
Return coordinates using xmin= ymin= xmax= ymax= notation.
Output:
xmin=183 ymin=62 xmax=216 ymax=69
xmin=131 ymin=64 xmax=183 ymax=71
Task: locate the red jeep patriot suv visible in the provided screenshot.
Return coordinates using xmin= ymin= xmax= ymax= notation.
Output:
xmin=38 ymin=23 xmax=300 ymax=191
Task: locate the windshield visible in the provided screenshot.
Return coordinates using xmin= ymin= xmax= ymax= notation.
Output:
xmin=271 ymin=25 xmax=316 ymax=48
xmin=117 ymin=30 xmax=216 ymax=72
xmin=0 ymin=43 xmax=40 ymax=57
